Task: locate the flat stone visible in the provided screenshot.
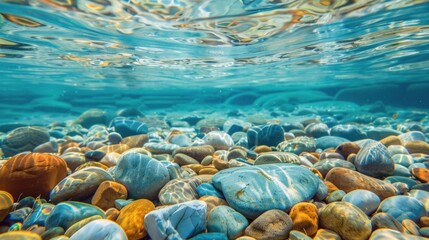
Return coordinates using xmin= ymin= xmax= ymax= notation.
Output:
xmin=159 ymin=178 xmax=201 ymax=205
xmin=314 ymin=159 xmax=356 ymax=177
xmin=254 ymin=152 xmax=300 ymax=165
xmin=371 ymin=212 xmax=406 ymax=232
xmin=144 ymin=200 xmax=207 ymax=240
xmin=212 ymin=164 xmax=320 ymax=219
xmin=369 ymin=229 xmax=427 ymax=240
xmin=244 ymin=209 xmax=292 ymax=240
xmin=319 ymin=202 xmax=372 ymax=240
xmin=326 ymin=167 xmax=397 ymax=200
xmin=406 ymin=141 xmax=429 ymax=155
xmin=0 ymin=191 xmax=13 ymax=222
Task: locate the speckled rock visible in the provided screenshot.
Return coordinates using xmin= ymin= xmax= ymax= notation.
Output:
xmin=371 ymin=212 xmax=406 ymax=232
xmin=369 ymin=229 xmax=427 ymax=240
xmin=342 ymin=190 xmax=380 ymax=215
xmin=202 ymin=131 xmax=234 ymax=150
xmin=212 ymin=164 xmax=320 ymax=219
xmin=289 ymin=202 xmax=318 ymax=236
xmin=91 ymin=181 xmax=127 ymax=210
xmin=69 ymin=219 xmax=127 ymax=240
xmin=0 ymin=191 xmax=13 ymax=222
xmin=314 ymin=159 xmax=356 ymax=177
xmin=277 ymin=136 xmax=316 ymax=155
xmin=254 ymin=152 xmax=300 ymax=165
xmin=50 ymin=167 xmax=113 ymax=203
xmin=376 ymin=195 xmax=425 ymax=222
xmin=159 ymin=177 xmax=201 ymax=205
xmin=207 ymin=206 xmax=248 ymax=239
xmin=325 ymin=167 xmax=397 ymax=200
xmin=319 ymin=202 xmax=372 ymax=240
xmin=1 ymin=126 xmax=50 ymax=157
xmin=45 ymin=201 xmax=105 ymax=230
xmin=114 ymin=152 xmax=170 ymax=200
xmin=247 ymin=124 xmax=284 ymax=149
xmin=0 ymin=153 xmax=67 ymax=199
xmin=116 ymin=199 xmax=155 ymax=240
xmin=244 ymin=209 xmax=292 ymax=240
xmin=144 ymin=200 xmax=206 ymax=240
xmin=355 ymin=140 xmax=394 ymax=178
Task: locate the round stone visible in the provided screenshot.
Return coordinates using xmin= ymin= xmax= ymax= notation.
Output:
xmin=207 ymin=206 xmax=248 ymax=239
xmin=116 ymin=199 xmax=155 ymax=240
xmin=254 ymin=152 xmax=300 ymax=165
xmin=314 ymin=159 xmax=356 ymax=177
xmin=0 ymin=191 xmax=13 ymax=222
xmin=370 ymin=229 xmax=427 ymax=240
xmin=371 ymin=212 xmax=406 ymax=232
xmin=319 ymin=202 xmax=372 ymax=240
xmin=0 ymin=231 xmax=42 ymax=240
xmin=335 ymin=142 xmax=361 ymax=159
xmin=377 ymin=195 xmax=426 ymax=222
xmin=114 ymin=152 xmax=170 ymax=200
xmin=202 ymin=131 xmax=234 ymax=150
xmin=172 ymin=145 xmax=215 ymax=162
xmin=304 ymin=122 xmax=329 ymax=138
xmin=289 ymin=202 xmax=318 ymax=236
xmin=91 ymin=181 xmax=128 ymax=210
xmin=69 ymin=219 xmax=127 ymax=240
xmin=1 ymin=126 xmax=50 ymax=157
xmin=0 ymin=153 xmax=67 ymax=199
xmin=355 ymin=140 xmax=394 ymax=178
xmin=412 ymin=168 xmax=429 ymax=183
xmin=159 ymin=178 xmax=201 ymax=205
xmin=244 ymin=209 xmax=292 ymax=240
xmin=247 ymin=124 xmax=284 ymax=149
xmin=277 ymin=136 xmax=316 ymax=155
xmin=342 ymin=190 xmax=381 ymax=215
xmin=330 ymin=124 xmax=366 ymax=141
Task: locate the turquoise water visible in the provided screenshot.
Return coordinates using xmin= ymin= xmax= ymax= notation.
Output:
xmin=0 ymin=0 xmax=428 ymax=123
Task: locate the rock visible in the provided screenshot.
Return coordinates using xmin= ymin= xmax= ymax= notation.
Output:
xmin=406 ymin=141 xmax=429 ymax=155
xmin=40 ymin=227 xmax=65 ymax=240
xmin=0 ymin=231 xmax=42 ymax=239
xmin=116 ymin=199 xmax=155 ymax=240
xmin=45 ymin=201 xmax=105 ymax=230
xmin=314 ymin=159 xmax=356 ymax=177
xmin=1 ymin=126 xmax=50 ymax=157
xmin=202 ymin=131 xmax=234 ymax=150
xmin=64 ymin=215 xmax=103 ymax=237
xmin=289 ymin=230 xmax=312 ymax=240
xmin=381 ymin=136 xmax=403 ymax=147
xmin=159 ymin=178 xmax=201 ymax=205
xmin=121 ymin=134 xmax=148 ymax=148
xmin=60 ymin=152 xmax=86 ymax=171
xmin=392 ymin=154 xmax=414 ymax=167
xmin=289 ymin=202 xmax=318 ymax=236
xmin=313 ymin=229 xmax=342 ymax=240
xmin=330 ymin=124 xmax=366 ymax=141
xmin=335 ymin=142 xmax=361 ymax=159
xmin=22 ymin=203 xmax=54 ymax=229
xmin=144 ymin=142 xmax=179 ymax=154
xmin=0 ymin=153 xmax=67 ymax=199
xmin=319 ymin=202 xmax=372 ymax=240
xmin=33 ymin=140 xmax=59 ymax=153
xmin=254 ymin=152 xmax=300 ymax=165
xmin=69 ymin=219 xmax=127 ymax=240
xmin=114 ymin=152 xmax=170 ymax=200
xmin=199 ymin=196 xmax=229 ymax=216
xmin=369 ymin=229 xmax=427 ymax=240
xmin=173 ymin=153 xmax=200 ymax=166
xmin=173 ymin=145 xmax=215 ymax=162
xmin=107 ymin=132 xmax=122 ymax=144
xmin=304 ymin=123 xmax=329 ymax=138
xmin=325 ymin=167 xmax=397 ymax=200
xmin=109 ymin=117 xmax=148 ymax=137
xmin=247 ymin=124 xmax=284 ymax=149
xmin=399 ymin=131 xmax=426 ymax=144
xmin=0 ymin=191 xmax=13 ymax=222
xmin=212 ymin=164 xmax=320 ymax=219
xmin=74 ymin=109 xmax=106 ymax=128
xmin=190 ymin=232 xmax=229 ymax=240
xmin=91 ymin=181 xmax=128 ymax=210
xmin=326 ymin=189 xmax=346 ymax=203
xmin=371 ymin=212 xmax=406 ymax=232
xmin=50 ymin=167 xmax=113 ymax=203
xmin=367 ymin=128 xmax=401 ymax=141
xmin=277 ymin=137 xmax=316 ymax=155
xmin=342 ymin=190 xmax=380 ymax=215
xmin=407 ymin=190 xmax=429 ymax=216
xmin=385 ymin=176 xmax=418 ymax=189
xmin=144 ymin=200 xmax=206 ymax=240
xmin=376 ymin=196 xmax=425 ymax=222
xmin=196 ymin=183 xmax=224 ymax=199
xmin=244 ymin=209 xmax=292 ymax=240
xmin=355 ymin=140 xmax=394 ymax=178
xmin=207 ymin=206 xmax=248 ymax=239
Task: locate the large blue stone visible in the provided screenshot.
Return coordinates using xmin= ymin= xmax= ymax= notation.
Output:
xmin=45 ymin=201 xmax=105 ymax=230
xmin=212 ymin=164 xmax=320 ymax=219
xmin=69 ymin=219 xmax=127 ymax=240
xmin=196 ymin=183 xmax=225 ymax=199
xmin=247 ymin=124 xmax=284 ymax=149
xmin=355 ymin=140 xmax=394 ymax=178
xmin=342 ymin=190 xmax=380 ymax=215
xmin=207 ymin=206 xmax=248 ymax=239
xmin=114 ymin=152 xmax=170 ymax=200
xmin=376 ymin=196 xmax=425 ymax=222
xmin=145 ymin=200 xmax=206 ymax=240
xmin=109 ymin=117 xmax=148 ymax=137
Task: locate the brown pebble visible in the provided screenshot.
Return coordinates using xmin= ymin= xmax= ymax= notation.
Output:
xmin=199 ymin=167 xmax=218 ymax=175
xmin=380 ymin=136 xmax=403 ymax=147
xmin=335 ymin=142 xmax=360 ymax=159
xmin=253 ymin=145 xmax=272 ymax=154
xmin=405 ymin=140 xmax=429 ymax=155
xmin=411 ymin=168 xmax=429 ymax=183
xmin=91 ymin=181 xmax=128 ymax=210
xmin=290 ymin=202 xmax=318 ymax=236
xmin=105 ymin=208 xmax=120 ymax=221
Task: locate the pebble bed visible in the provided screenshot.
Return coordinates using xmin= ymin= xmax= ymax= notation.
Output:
xmin=0 ymin=100 xmax=428 ymax=240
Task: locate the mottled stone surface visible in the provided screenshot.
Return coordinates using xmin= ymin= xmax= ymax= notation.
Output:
xmin=69 ymin=219 xmax=127 ymax=240
xmin=207 ymin=206 xmax=248 ymax=239
xmin=376 ymin=196 xmax=426 ymax=222
xmin=159 ymin=178 xmax=201 ymax=205
xmin=289 ymin=202 xmax=318 ymax=236
xmin=116 ymin=199 xmax=155 ymax=240
xmin=244 ymin=209 xmax=292 ymax=240
xmin=91 ymin=181 xmax=128 ymax=210
xmin=355 ymin=140 xmax=394 ymax=178
xmin=212 ymin=164 xmax=320 ymax=219
xmin=145 ymin=200 xmax=207 ymax=240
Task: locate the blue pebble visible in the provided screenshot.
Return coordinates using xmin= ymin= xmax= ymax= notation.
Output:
xmin=384 ymin=176 xmax=418 ymax=189
xmin=247 ymin=124 xmax=284 ymax=149
xmin=330 ymin=124 xmax=366 ymax=141
xmin=393 ymin=164 xmax=411 ymax=177
xmin=107 ymin=132 xmax=122 ymax=144
xmin=196 ymin=183 xmax=225 ymax=199
xmin=70 ymin=219 xmax=127 ymax=240
xmin=355 ymin=140 xmax=394 ymax=178
xmin=207 ymin=206 xmax=248 ymax=239
xmin=343 ymin=190 xmax=380 ymax=215
xmin=109 ymin=117 xmax=148 ymax=137
xmin=315 ymin=136 xmax=349 ymax=150
xmin=377 ymin=196 xmax=425 ymax=222
xmin=190 ymin=232 xmax=228 ymax=240
xmin=22 ymin=203 xmax=54 ymax=229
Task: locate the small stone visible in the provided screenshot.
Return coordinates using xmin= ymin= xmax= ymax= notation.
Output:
xmin=173 ymin=153 xmax=200 ymax=166
xmin=0 ymin=231 xmax=42 ymax=240
xmin=335 ymin=142 xmax=361 ymax=159
xmin=60 ymin=152 xmax=86 ymax=171
xmin=69 ymin=219 xmax=127 ymax=240
xmin=247 ymin=124 xmax=284 ymax=149
xmin=1 ymin=126 xmax=50 ymax=157
xmin=277 ymin=136 xmax=316 ymax=155
xmin=109 ymin=117 xmax=148 ymax=137
xmin=196 ymin=183 xmax=224 ymax=199
xmin=107 ymin=132 xmax=122 ymax=144
xmin=319 ymin=202 xmax=372 ymax=240
xmin=144 ymin=200 xmax=207 ymax=240
xmin=377 ymin=195 xmax=426 ymax=222
xmin=289 ymin=230 xmax=312 ymax=240
xmin=369 ymin=229 xmax=427 ymax=240
xmin=412 ymin=168 xmax=429 ymax=182
xmin=74 ymin=109 xmax=106 ymax=129
xmin=355 ymin=140 xmax=394 ymax=178
xmin=159 ymin=178 xmax=201 ymax=205
xmin=402 ymin=219 xmax=420 ymax=236
xmin=314 ymin=159 xmax=356 ymax=177
xmin=330 ymin=124 xmax=366 ymax=141
xmin=289 ymin=202 xmax=318 ymax=236
xmin=0 ymin=191 xmax=13 ymax=222
xmin=326 ymin=190 xmax=346 ymax=203
xmin=202 ymin=131 xmax=234 ymax=150
xmin=313 ymin=229 xmax=341 ymax=240
xmin=199 ymin=167 xmax=219 ymax=175
xmin=91 ymin=181 xmax=128 ymax=210
xmin=64 ymin=215 xmax=103 ymax=237
xmin=405 ymin=141 xmax=429 ymax=155
xmin=244 ymin=209 xmax=292 ymax=240
xmin=371 ymin=212 xmax=406 ymax=232
xmin=254 ymin=152 xmax=300 ymax=165
xmin=399 ymin=131 xmax=426 ymax=144
xmin=173 ymin=145 xmax=215 ymax=162
xmin=342 ymin=190 xmax=380 ymax=215
xmin=304 ymin=122 xmax=329 ymax=138
xmin=105 ymin=208 xmax=119 ymax=221
xmin=207 ymin=206 xmax=248 ymax=239
xmin=116 ymin=199 xmax=155 ymax=240
xmin=199 ymin=196 xmax=229 ymax=216
xmin=22 ymin=203 xmax=54 ymax=229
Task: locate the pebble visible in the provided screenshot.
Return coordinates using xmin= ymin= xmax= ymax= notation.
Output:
xmin=342 ymin=189 xmax=380 ymax=215
xmin=244 ymin=209 xmax=292 ymax=240
xmin=202 ymin=131 xmax=234 ymax=150
xmin=158 ymin=178 xmax=201 ymax=205
xmin=304 ymin=122 xmax=329 ymax=138
xmin=199 ymin=196 xmax=229 ymax=216
xmin=247 ymin=124 xmax=284 ymax=149
xmin=207 ymin=206 xmax=248 ymax=239
xmin=319 ymin=202 xmax=372 ymax=240
xmin=109 ymin=117 xmax=148 ymax=137
xmin=0 ymin=153 xmax=67 ymax=199
xmin=69 ymin=219 xmax=127 ymax=240
xmin=1 ymin=126 xmax=50 ymax=157
xmin=315 ymin=136 xmax=349 ymax=150
xmin=355 ymin=139 xmax=394 ymax=178
xmin=330 ymin=124 xmax=366 ymax=141
xmin=277 ymin=136 xmax=316 ymax=154
xmin=314 ymin=159 xmax=356 ymax=177
xmin=212 ymin=164 xmax=320 ymax=219
xmin=144 ymin=200 xmax=207 ymax=240
xmin=91 ymin=181 xmax=127 ymax=210
xmin=371 ymin=212 xmax=406 ymax=232
xmin=313 ymin=229 xmax=342 ymax=240
xmin=0 ymin=191 xmax=13 ymax=222
xmin=0 ymin=231 xmax=42 ymax=240
xmin=412 ymin=168 xmax=429 ymax=182
xmin=114 ymin=152 xmax=170 ymax=200
xmin=369 ymin=228 xmax=427 ymax=239
xmin=64 ymin=215 xmax=103 ymax=237
xmin=22 ymin=203 xmax=54 ymax=229
xmin=376 ymin=195 xmax=426 ymax=222
xmin=254 ymin=152 xmax=300 ymax=165
xmin=116 ymin=199 xmax=155 ymax=240
xmin=196 ymin=183 xmax=224 ymax=199
xmin=289 ymin=202 xmax=318 ymax=236
xmin=173 ymin=145 xmax=215 ymax=162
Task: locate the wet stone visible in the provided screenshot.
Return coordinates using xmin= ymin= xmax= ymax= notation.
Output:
xmin=342 ymin=189 xmax=381 ymax=215
xmin=207 ymin=206 xmax=248 ymax=239
xmin=116 ymin=199 xmax=155 ymax=240
xmin=289 ymin=202 xmax=318 ymax=236
xmin=159 ymin=177 xmax=201 ymax=205
xmin=202 ymin=131 xmax=234 ymax=150
xmin=376 ymin=195 xmax=426 ymax=222
xmin=244 ymin=209 xmax=292 ymax=240
xmin=69 ymin=219 xmax=127 ymax=240
xmin=247 ymin=124 xmax=284 ymax=149
xmin=355 ymin=139 xmax=394 ymax=178
xmin=277 ymin=136 xmax=316 ymax=155
xmin=1 ymin=126 xmax=50 ymax=157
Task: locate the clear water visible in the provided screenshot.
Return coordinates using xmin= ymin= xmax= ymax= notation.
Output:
xmin=0 ymin=0 xmax=428 ymax=123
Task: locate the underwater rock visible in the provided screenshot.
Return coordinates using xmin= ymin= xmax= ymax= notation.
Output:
xmin=254 ymin=152 xmax=300 ymax=165
xmin=207 ymin=206 xmax=248 ymax=239
xmin=289 ymin=202 xmax=318 ymax=236
xmin=0 ymin=191 xmax=13 ymax=222
xmin=1 ymin=126 xmax=50 ymax=157
xmin=202 ymin=131 xmax=234 ymax=150
xmin=330 ymin=124 xmax=366 ymax=141
xmin=244 ymin=209 xmax=293 ymax=240
xmin=91 ymin=181 xmax=127 ymax=210
xmin=247 ymin=124 xmax=284 ymax=149
xmin=158 ymin=177 xmax=201 ymax=205
xmin=109 ymin=117 xmax=148 ymax=137
xmin=277 ymin=136 xmax=316 ymax=155
xmin=116 ymin=199 xmax=155 ymax=240
xmin=355 ymin=140 xmax=394 ymax=178
xmin=376 ymin=195 xmax=426 ymax=222
xmin=69 ymin=219 xmax=127 ymax=240
xmin=173 ymin=145 xmax=215 ymax=162
xmin=342 ymin=189 xmax=380 ymax=215
xmin=74 ymin=109 xmax=106 ymax=129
